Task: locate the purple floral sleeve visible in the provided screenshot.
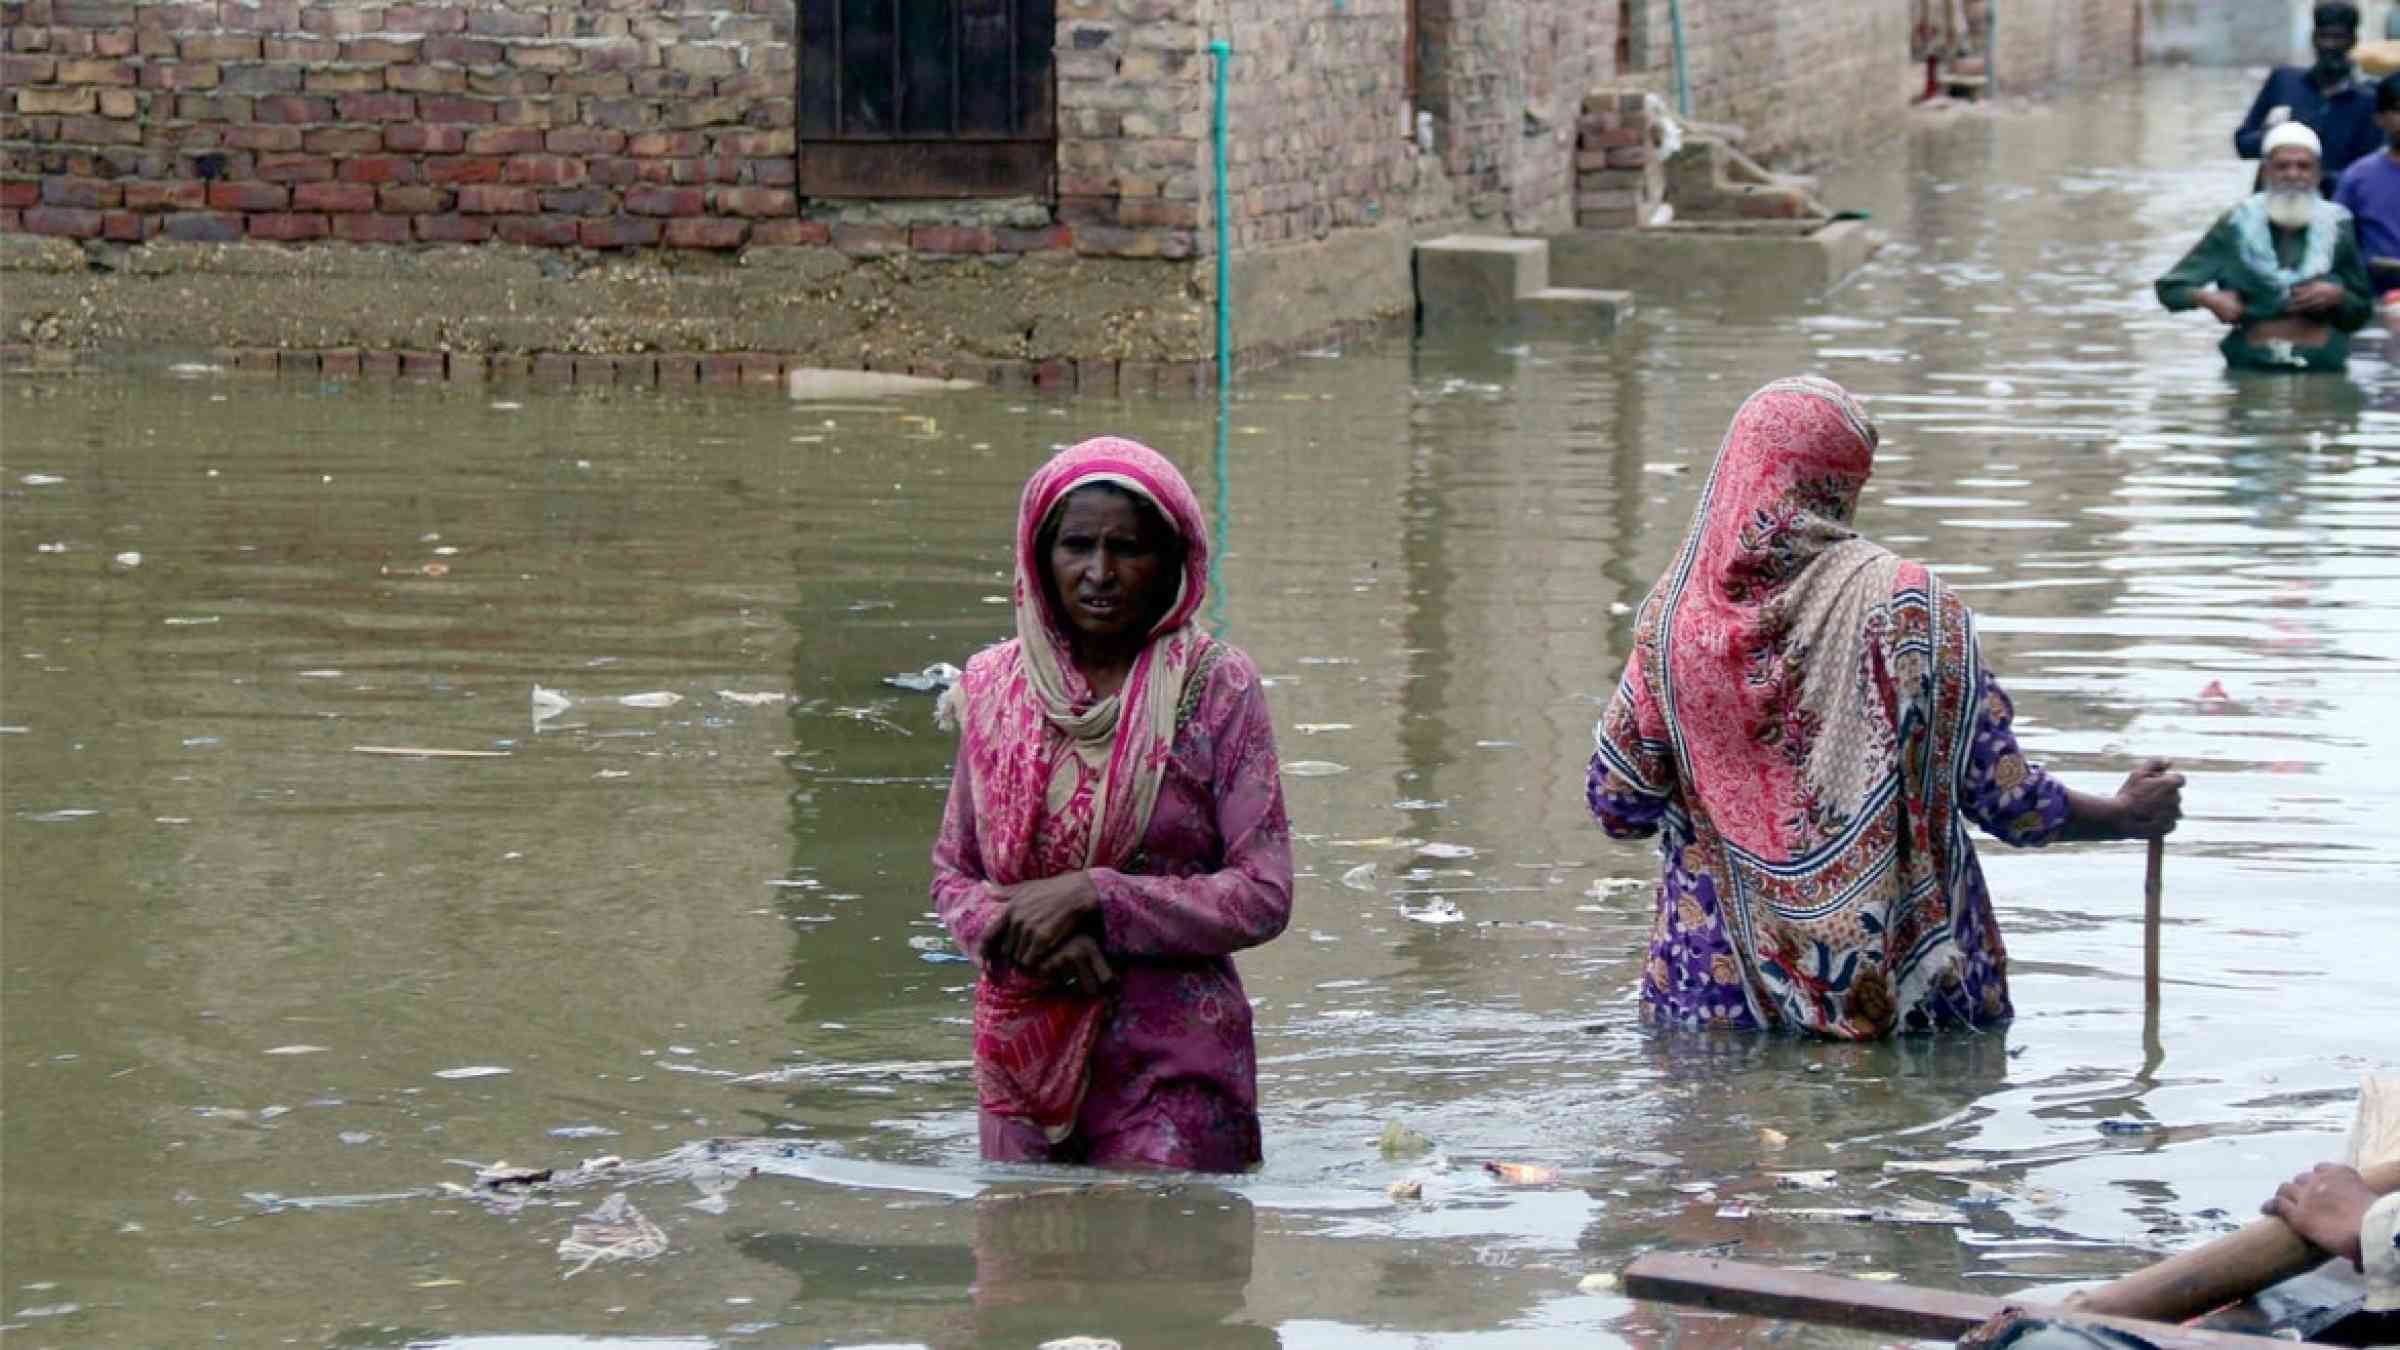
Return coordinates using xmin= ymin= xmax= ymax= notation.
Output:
xmin=1956 ymin=670 xmax=2070 ymax=848
xmin=1588 ymin=654 xmax=1674 ymax=839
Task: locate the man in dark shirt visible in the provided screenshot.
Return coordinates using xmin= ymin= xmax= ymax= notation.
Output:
xmin=2236 ymin=2 xmax=2381 ymax=196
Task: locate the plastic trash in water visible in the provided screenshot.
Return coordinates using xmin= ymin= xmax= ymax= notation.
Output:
xmin=112 ymin=551 xmax=142 ymax=568
xmin=532 ymin=684 xmax=572 ymax=728
xmin=1401 ymin=898 xmax=1466 ymax=925
xmin=883 ymin=662 xmax=962 ymax=694
xmin=1484 ymin=1161 xmax=1561 ymax=1185
xmin=1378 ymin=1121 xmax=1432 ymax=1158
xmin=1417 ymin=843 xmax=1475 ymax=860
xmin=557 ymin=1192 xmax=669 ymax=1277
xmin=1339 ymin=863 xmax=1379 ymax=892
xmin=433 ymin=1065 xmax=511 ymax=1080
xmin=715 ymin=690 xmax=785 ymax=707
xmin=1281 ymin=760 xmax=1349 ymax=777
xmin=907 ymin=935 xmax=968 ymax=964
xmin=619 ymin=691 xmax=682 ymax=708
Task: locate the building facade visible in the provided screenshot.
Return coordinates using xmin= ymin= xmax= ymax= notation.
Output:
xmin=1 ymin=0 xmax=2141 ymax=382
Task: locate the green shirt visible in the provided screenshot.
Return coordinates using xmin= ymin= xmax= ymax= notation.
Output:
xmin=2154 ymin=209 xmax=2375 ymax=371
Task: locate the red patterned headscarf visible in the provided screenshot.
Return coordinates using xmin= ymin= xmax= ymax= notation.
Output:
xmin=951 ymin=436 xmax=1212 ymax=1138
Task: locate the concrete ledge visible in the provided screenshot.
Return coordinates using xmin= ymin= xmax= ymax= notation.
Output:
xmin=1415 ymin=235 xmax=1551 ymax=323
xmin=1520 ymin=286 xmax=1635 ymax=335
xmin=1546 ymin=218 xmax=1879 ymax=300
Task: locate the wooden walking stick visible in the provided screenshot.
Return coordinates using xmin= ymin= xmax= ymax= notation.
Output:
xmin=2143 ymin=836 xmax=2164 ymax=1011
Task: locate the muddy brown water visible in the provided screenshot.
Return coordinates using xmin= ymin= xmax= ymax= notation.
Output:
xmin=3 ymin=71 xmax=2396 ymax=1349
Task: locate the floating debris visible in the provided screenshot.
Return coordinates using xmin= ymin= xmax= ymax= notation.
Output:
xmin=715 ymin=690 xmax=786 ymax=707
xmin=618 ymin=691 xmax=683 ymax=709
xmin=1770 ymin=1170 xmax=1837 ymax=1191
xmin=1416 ymin=843 xmax=1476 ymax=860
xmin=20 ymin=473 xmax=64 ymax=486
xmin=532 ymin=684 xmax=573 ymax=726
xmin=432 ymin=1065 xmax=512 ymax=1080
xmin=1339 ymin=863 xmax=1378 ymax=891
xmin=1577 ymin=1272 xmax=1619 ymax=1294
xmin=352 ymin=746 xmax=511 ymax=759
xmin=1759 ymin=1127 xmax=1790 ymax=1150
xmin=1387 ymin=1179 xmax=1424 ymax=1202
xmin=882 ymin=662 xmax=962 ymax=694
xmin=1294 ymin=722 xmax=1353 ymax=734
xmin=557 ymin=1192 xmax=669 ymax=1277
xmin=1378 ymin=1121 xmax=1433 ymax=1158
xmin=1281 ymin=761 xmax=1349 ymax=777
xmin=1484 ymin=1161 xmax=1561 ymax=1185
xmin=475 ymin=1162 xmax=552 ymax=1188
xmin=549 ymin=1125 xmax=621 ymax=1140
xmin=264 ymin=1045 xmax=328 ymax=1056
xmin=112 ymin=551 xmax=142 ymax=568
xmin=1401 ymin=899 xmax=1466 ymax=926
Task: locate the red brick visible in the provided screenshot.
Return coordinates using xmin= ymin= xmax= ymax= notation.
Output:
xmin=748 ymin=218 xmax=830 ymax=247
xmin=57 ymin=57 xmax=136 ymax=85
xmin=654 ymin=353 xmax=699 ymax=382
xmin=997 ymin=224 xmax=1073 ymax=252
xmin=543 ymin=126 xmax=621 ymax=155
xmin=611 ymin=354 xmax=656 ymax=384
xmin=123 ymin=178 xmax=205 ymax=209
xmin=331 ymin=211 xmax=409 ymax=242
xmin=220 ymin=1 xmax=300 ymax=33
xmin=749 ymin=157 xmax=795 ymax=188
xmin=489 ymin=95 xmax=557 ymax=125
xmin=376 ymin=183 xmax=449 ymax=213
xmin=486 ymin=353 xmax=530 ymax=380
xmin=831 ymin=222 xmax=903 ymax=256
xmin=664 ymin=216 xmax=744 ymax=248
xmin=462 ymin=125 xmax=540 ymax=154
xmin=383 ymin=124 xmax=465 ymax=153
xmin=59 ymin=114 xmax=142 ymax=144
xmin=256 ymin=152 xmax=333 ymax=182
xmin=423 ymin=155 xmax=502 ymax=184
xmin=698 ymin=353 xmax=741 ymax=384
xmin=304 ymin=67 xmax=385 ymax=95
xmin=578 ymin=214 xmax=659 ymax=248
xmin=495 ymin=212 xmax=577 ymax=246
xmin=95 ymin=30 xmax=138 ymax=57
xmin=261 ymin=36 xmax=337 ymax=62
xmin=140 ymin=60 xmax=221 ymax=90
xmin=417 ymin=94 xmax=494 ymax=124
xmin=399 ymin=350 xmax=444 ymax=379
xmin=23 ymin=204 xmax=102 ymax=237
xmin=710 ymin=130 xmax=793 ymax=157
xmin=716 ymin=186 xmax=792 ymax=217
xmin=1034 ymin=360 xmax=1072 ymax=390
xmin=503 ymin=154 xmax=583 ymax=186
xmin=384 ymin=63 xmax=466 ymax=95
xmin=421 ymin=35 xmax=500 ymax=64
xmin=207 ymin=180 xmax=286 ymax=210
xmin=341 ymin=37 xmax=420 ymax=64
xmin=1 ymin=53 xmax=57 ymax=83
xmin=302 ymin=5 xmax=385 ymax=36
xmin=302 ymin=125 xmax=383 ymax=153
xmin=247 ymin=211 xmax=327 ymax=241
xmin=42 ymin=176 xmax=120 ymax=208
xmin=386 ymin=5 xmax=466 ymax=34
xmin=178 ymin=34 xmax=259 ymax=61
xmin=362 ymin=350 xmax=401 ymax=377
xmin=586 ymin=157 xmax=643 ymax=186
xmin=673 ymin=155 xmax=742 ymax=184
xmin=102 ymin=211 xmax=151 ymax=242
xmin=320 ymin=347 xmax=363 ymax=375
xmin=571 ymin=355 xmax=614 ymax=384
xmin=159 ymin=210 xmax=242 ymax=241
xmin=467 ymin=8 xmax=546 ymax=37
xmin=626 ymin=130 xmax=702 ymax=157
xmin=448 ymin=353 xmax=488 ymax=380
xmin=531 ymin=351 xmax=574 ymax=383
xmin=622 ymin=184 xmax=700 ymax=216
xmin=336 ymin=93 xmax=414 ymax=122
xmin=909 ymin=223 xmax=994 ymax=254
xmin=225 ymin=125 xmax=304 ymax=151
xmin=279 ymin=349 xmax=322 ymax=374
xmin=455 ymin=182 xmax=537 ymax=213
xmin=252 ymin=94 xmax=331 ymax=124
xmin=739 ymin=353 xmax=783 ymax=383
xmin=293 ymin=179 xmax=373 ymax=211
xmin=0 ymin=180 xmax=42 ymax=209
xmin=414 ymin=212 xmax=490 ymax=242
xmin=338 ymin=155 xmax=416 ymax=183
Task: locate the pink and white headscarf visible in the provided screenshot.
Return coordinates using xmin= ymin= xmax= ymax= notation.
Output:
xmin=951 ymin=436 xmax=1213 ymax=1138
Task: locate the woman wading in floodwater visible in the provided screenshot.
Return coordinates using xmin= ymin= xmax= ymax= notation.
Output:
xmin=932 ymin=437 xmax=1292 ymax=1169
xmin=1588 ymin=377 xmax=2184 ymax=1038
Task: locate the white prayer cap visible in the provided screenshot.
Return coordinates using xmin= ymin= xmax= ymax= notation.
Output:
xmin=2264 ymin=120 xmax=2324 ymax=160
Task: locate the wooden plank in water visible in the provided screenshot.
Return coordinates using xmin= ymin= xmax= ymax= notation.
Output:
xmin=1621 ymin=1253 xmax=2294 ymax=1349
xmin=348 ymin=745 xmax=512 ymax=759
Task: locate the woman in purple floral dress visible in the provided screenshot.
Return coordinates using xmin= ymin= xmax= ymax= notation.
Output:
xmin=1588 ymin=377 xmax=2185 ymax=1038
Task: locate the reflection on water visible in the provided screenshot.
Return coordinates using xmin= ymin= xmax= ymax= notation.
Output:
xmin=3 ymin=69 xmax=2398 ymax=1347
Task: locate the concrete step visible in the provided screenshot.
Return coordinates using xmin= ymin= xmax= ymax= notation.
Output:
xmin=1415 ymin=234 xmax=1550 ymax=322
xmin=1519 ymin=285 xmax=1634 ymax=334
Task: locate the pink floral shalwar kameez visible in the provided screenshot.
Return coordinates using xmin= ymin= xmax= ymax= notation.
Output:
xmin=931 ymin=437 xmax=1293 ymax=1172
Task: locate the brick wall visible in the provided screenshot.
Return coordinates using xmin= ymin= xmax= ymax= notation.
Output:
xmin=1056 ymin=0 xmax=1206 ymax=260
xmin=1205 ymin=0 xmax=1410 ymax=250
xmin=1 ymin=0 xmax=811 ymax=249
xmin=1991 ymin=0 xmax=2143 ymax=93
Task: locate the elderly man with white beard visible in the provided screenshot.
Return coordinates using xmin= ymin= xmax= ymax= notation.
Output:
xmin=2157 ymin=121 xmax=2376 ymax=372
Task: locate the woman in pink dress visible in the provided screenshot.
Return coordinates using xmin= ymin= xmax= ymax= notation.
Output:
xmin=931 ymin=437 xmax=1293 ymax=1171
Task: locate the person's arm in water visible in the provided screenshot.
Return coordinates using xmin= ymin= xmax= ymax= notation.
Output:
xmin=2235 ymin=70 xmax=2296 ymax=160
xmin=2264 ymin=1164 xmax=2400 ymax=1310
xmin=2156 ymin=214 xmax=2248 ymax=326
xmin=2056 ymin=759 xmax=2184 ymax=842
xmin=1589 ymin=653 xmax=1674 ymax=839
xmin=1954 ymin=666 xmax=2181 ymax=846
xmin=2283 ymin=222 xmax=2376 ymax=329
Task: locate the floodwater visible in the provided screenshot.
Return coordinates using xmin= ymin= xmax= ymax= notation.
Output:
xmin=3 ymin=69 xmax=2396 ymax=1349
